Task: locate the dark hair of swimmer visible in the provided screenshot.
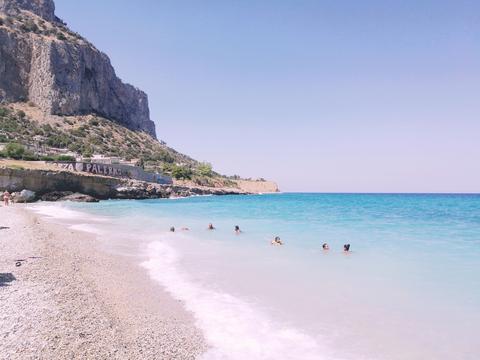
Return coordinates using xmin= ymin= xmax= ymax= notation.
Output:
xmin=170 ymin=226 xmax=175 ymax=232
xmin=235 ymin=225 xmax=240 ymax=232
xmin=208 ymin=223 xmax=215 ymax=230
xmin=275 ymin=236 xmax=280 ymax=241
xmin=322 ymin=243 xmax=329 ymax=250
xmin=344 ymin=244 xmax=350 ymax=251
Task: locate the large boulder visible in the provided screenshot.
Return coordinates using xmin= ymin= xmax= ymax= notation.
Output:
xmin=13 ymin=189 xmax=36 ymax=203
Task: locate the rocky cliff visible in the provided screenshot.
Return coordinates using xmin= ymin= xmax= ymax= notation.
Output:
xmin=0 ymin=0 xmax=156 ymax=137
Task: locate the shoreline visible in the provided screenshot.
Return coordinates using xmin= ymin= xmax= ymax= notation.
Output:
xmin=0 ymin=205 xmax=207 ymax=359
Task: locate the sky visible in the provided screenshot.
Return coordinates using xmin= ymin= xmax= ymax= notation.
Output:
xmin=54 ymin=0 xmax=480 ymax=193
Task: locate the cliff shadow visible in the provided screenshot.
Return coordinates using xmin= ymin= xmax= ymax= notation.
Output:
xmin=0 ymin=273 xmax=16 ymax=287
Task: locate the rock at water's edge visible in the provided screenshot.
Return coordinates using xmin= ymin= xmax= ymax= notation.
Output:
xmin=60 ymin=193 xmax=99 ymax=203
xmin=12 ymin=189 xmax=36 ymax=203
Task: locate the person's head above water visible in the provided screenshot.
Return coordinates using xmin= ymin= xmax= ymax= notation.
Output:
xmin=208 ymin=223 xmax=215 ymax=230
xmin=170 ymin=226 xmax=175 ymax=232
xmin=271 ymin=236 xmax=283 ymax=245
xmin=322 ymin=243 xmax=329 ymax=250
xmin=343 ymin=244 xmax=351 ymax=252
xmin=235 ymin=225 xmax=240 ymax=232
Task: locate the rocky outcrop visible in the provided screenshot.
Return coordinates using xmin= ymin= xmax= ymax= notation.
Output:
xmin=12 ymin=189 xmax=36 ymax=202
xmin=60 ymin=192 xmax=99 ymax=202
xmin=0 ymin=0 xmax=57 ymax=23
xmin=0 ymin=0 xmax=157 ymax=137
xmin=0 ymin=166 xmax=249 ymax=201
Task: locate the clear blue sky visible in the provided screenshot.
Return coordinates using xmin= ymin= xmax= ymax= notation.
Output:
xmin=55 ymin=0 xmax=479 ymax=192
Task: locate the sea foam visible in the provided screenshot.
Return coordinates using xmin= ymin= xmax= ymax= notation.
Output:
xmin=141 ymin=240 xmax=340 ymax=360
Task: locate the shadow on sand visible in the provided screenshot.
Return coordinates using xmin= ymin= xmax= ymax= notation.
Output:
xmin=0 ymin=273 xmax=16 ymax=287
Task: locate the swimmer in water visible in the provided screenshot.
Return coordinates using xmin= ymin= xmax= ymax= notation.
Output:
xmin=170 ymin=226 xmax=175 ymax=232
xmin=181 ymin=227 xmax=190 ymax=231
xmin=322 ymin=243 xmax=329 ymax=250
xmin=208 ymin=223 xmax=215 ymax=230
xmin=234 ymin=225 xmax=241 ymax=234
xmin=343 ymin=244 xmax=351 ymax=252
xmin=271 ymin=236 xmax=283 ymax=246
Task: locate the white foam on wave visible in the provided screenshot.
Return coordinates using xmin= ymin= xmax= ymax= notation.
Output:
xmin=28 ymin=203 xmax=106 ymax=222
xmin=141 ymin=240 xmax=341 ymax=360
xmin=28 ymin=203 xmax=84 ymax=220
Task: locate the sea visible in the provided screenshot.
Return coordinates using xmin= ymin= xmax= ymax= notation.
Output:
xmin=30 ymin=193 xmax=480 ymax=360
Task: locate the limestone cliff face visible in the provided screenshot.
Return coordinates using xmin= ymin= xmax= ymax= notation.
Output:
xmin=0 ymin=0 xmax=157 ymax=137
xmin=0 ymin=0 xmax=57 ymax=23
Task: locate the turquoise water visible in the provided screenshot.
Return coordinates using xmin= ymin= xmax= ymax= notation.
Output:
xmin=33 ymin=194 xmax=480 ymax=359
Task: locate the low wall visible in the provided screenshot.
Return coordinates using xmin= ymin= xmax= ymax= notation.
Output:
xmin=48 ymin=162 xmax=172 ymax=184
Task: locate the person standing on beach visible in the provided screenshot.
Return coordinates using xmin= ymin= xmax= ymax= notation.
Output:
xmin=3 ymin=191 xmax=10 ymax=206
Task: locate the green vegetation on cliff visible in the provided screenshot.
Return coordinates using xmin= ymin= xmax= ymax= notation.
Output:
xmin=0 ymin=104 xmax=236 ymax=186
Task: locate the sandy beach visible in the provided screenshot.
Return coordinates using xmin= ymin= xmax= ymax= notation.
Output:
xmin=0 ymin=205 xmax=206 ymax=359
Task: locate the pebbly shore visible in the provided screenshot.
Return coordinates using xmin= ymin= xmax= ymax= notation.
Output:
xmin=0 ymin=205 xmax=207 ymax=359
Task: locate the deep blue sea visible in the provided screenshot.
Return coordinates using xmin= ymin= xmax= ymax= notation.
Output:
xmin=32 ymin=193 xmax=480 ymax=359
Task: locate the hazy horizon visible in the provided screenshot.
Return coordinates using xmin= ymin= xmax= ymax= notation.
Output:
xmin=55 ymin=0 xmax=479 ymax=193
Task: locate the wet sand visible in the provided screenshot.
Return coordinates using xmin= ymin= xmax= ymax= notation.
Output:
xmin=0 ymin=205 xmax=207 ymax=359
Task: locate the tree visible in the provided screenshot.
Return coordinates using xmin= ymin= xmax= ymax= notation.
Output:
xmin=197 ymin=162 xmax=213 ymax=177
xmin=171 ymin=164 xmax=193 ymax=180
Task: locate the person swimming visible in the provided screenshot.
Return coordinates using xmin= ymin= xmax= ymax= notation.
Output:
xmin=234 ymin=225 xmax=241 ymax=234
xmin=343 ymin=244 xmax=351 ymax=252
xmin=170 ymin=226 xmax=175 ymax=232
xmin=208 ymin=223 xmax=215 ymax=230
xmin=271 ymin=236 xmax=283 ymax=246
xmin=322 ymin=243 xmax=329 ymax=250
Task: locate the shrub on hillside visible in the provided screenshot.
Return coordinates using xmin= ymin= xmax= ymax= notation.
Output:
xmin=4 ymin=143 xmax=26 ymax=159
xmin=56 ymin=32 xmax=67 ymax=41
xmin=46 ymin=134 xmax=71 ymax=148
xmin=22 ymin=152 xmax=38 ymax=161
xmin=171 ymin=164 xmax=193 ymax=180
xmin=89 ymin=118 xmax=99 ymax=126
xmin=0 ymin=107 xmax=10 ymax=118
xmin=20 ymin=20 xmax=39 ymax=33
xmin=56 ymin=155 xmax=76 ymax=162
